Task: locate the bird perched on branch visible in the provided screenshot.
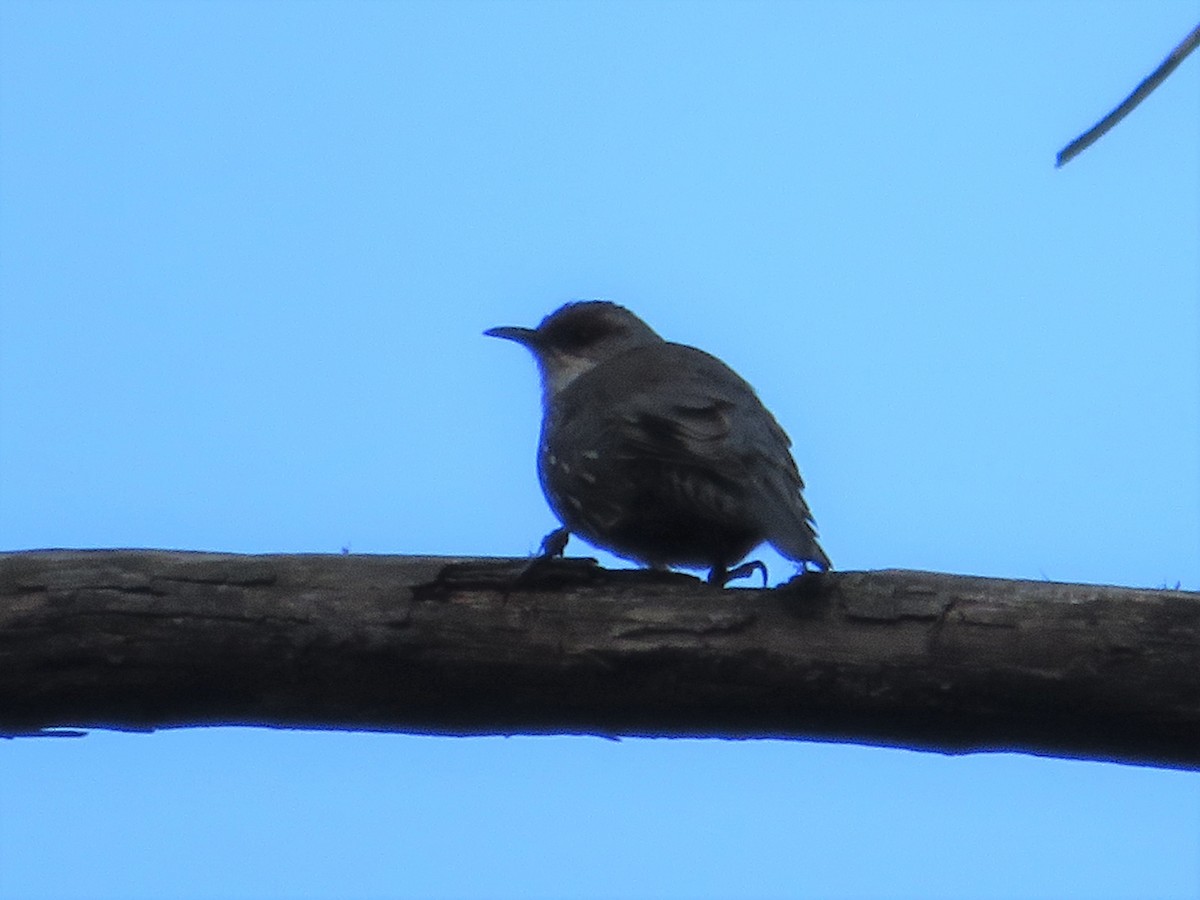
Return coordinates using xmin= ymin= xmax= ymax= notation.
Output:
xmin=486 ymin=301 xmax=830 ymax=585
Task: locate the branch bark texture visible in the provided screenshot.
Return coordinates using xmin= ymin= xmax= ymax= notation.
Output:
xmin=2 ymin=550 xmax=1198 ymax=769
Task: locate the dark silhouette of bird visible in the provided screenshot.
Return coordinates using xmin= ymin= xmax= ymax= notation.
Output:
xmin=486 ymin=301 xmax=830 ymax=585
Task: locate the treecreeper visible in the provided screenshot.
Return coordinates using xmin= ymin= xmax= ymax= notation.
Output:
xmin=486 ymin=301 xmax=830 ymax=586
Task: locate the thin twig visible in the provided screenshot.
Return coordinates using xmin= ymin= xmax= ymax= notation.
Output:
xmin=1057 ymin=21 xmax=1200 ymax=167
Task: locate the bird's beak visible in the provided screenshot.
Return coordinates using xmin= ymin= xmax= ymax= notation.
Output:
xmin=484 ymin=325 xmax=537 ymax=346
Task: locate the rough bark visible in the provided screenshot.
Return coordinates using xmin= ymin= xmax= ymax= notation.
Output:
xmin=1 ymin=549 xmax=1197 ymax=769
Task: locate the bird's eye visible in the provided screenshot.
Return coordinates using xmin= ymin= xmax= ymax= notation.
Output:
xmin=559 ymin=321 xmax=617 ymax=350
xmin=567 ymin=326 xmax=599 ymax=346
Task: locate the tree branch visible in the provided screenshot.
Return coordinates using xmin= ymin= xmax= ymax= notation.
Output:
xmin=2 ymin=550 xmax=1198 ymax=769
xmin=1057 ymin=21 xmax=1200 ymax=167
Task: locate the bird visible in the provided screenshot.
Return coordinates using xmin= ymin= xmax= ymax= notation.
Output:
xmin=485 ymin=301 xmax=830 ymax=585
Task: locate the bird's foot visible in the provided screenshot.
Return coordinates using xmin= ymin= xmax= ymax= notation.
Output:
xmin=538 ymin=526 xmax=570 ymax=558
xmin=507 ymin=528 xmax=580 ymax=586
xmin=708 ymin=559 xmax=768 ymax=588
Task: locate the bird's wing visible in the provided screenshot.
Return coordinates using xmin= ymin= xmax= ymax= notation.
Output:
xmin=593 ymin=344 xmax=828 ymax=568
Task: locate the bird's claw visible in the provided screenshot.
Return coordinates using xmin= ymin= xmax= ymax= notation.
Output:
xmin=538 ymin=527 xmax=570 ymax=558
xmin=709 ymin=559 xmax=768 ymax=588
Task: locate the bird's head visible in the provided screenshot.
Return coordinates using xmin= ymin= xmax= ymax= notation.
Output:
xmin=486 ymin=301 xmax=663 ymax=401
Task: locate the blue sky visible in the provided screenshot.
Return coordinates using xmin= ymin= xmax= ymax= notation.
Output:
xmin=2 ymin=2 xmax=1198 ymax=898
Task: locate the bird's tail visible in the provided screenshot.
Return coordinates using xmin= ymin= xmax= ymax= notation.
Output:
xmin=758 ymin=482 xmax=831 ymax=570
xmin=770 ymin=520 xmax=831 ymax=571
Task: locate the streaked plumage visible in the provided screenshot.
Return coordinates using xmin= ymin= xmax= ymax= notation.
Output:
xmin=486 ymin=301 xmax=829 ymax=584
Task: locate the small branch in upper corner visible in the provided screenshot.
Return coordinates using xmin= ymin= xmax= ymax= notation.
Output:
xmin=1056 ymin=21 xmax=1200 ymax=167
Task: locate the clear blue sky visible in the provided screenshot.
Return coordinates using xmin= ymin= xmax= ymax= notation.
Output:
xmin=2 ymin=2 xmax=1198 ymax=898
